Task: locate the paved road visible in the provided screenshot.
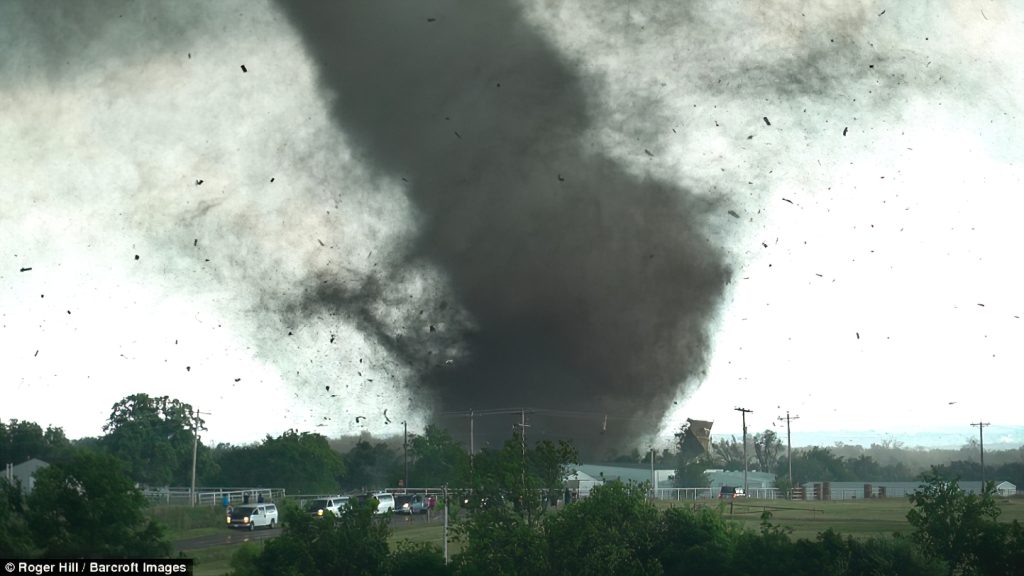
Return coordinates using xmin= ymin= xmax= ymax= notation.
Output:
xmin=174 ymin=512 xmax=443 ymax=552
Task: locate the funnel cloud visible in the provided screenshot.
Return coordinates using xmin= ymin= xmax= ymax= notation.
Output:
xmin=277 ymin=2 xmax=731 ymax=446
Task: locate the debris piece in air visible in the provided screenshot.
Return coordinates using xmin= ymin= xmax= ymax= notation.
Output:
xmin=843 ymin=127 xmax=849 ymax=136
xmin=644 ymin=149 xmax=654 ymax=157
xmin=977 ymin=303 xmax=985 ymax=307
xmin=557 ymin=174 xmax=564 ymax=182
xmin=34 ymin=350 xmax=39 ymax=357
xmin=427 ymin=17 xmax=436 ymax=22
xmin=270 ymin=177 xmax=275 ymax=182
xmin=429 ymin=324 xmax=437 ymax=333
xmin=240 ymin=64 xmax=247 ymax=73
xmin=727 ymin=210 xmax=740 ymax=219
xmin=878 ymin=9 xmax=885 ymax=16
xmin=355 ymin=416 xmax=366 ymax=423
xmin=186 ymin=366 xmax=191 ymax=372
xmin=782 ymin=198 xmax=793 ymax=204
xmin=317 ymin=239 xmax=325 ymax=247
xmin=444 ymin=359 xmax=454 ymax=365
xmin=746 ymin=134 xmax=754 ymax=140
xmin=234 ymin=378 xmax=241 ymax=382
xmin=856 ymin=332 xmax=860 ymax=340
xmin=329 ymin=334 xmax=336 ymax=343
xmin=193 ymin=238 xmax=198 ymax=247
xmin=325 ymin=385 xmax=330 ymax=391
xmin=384 ymin=409 xmax=391 ymax=425
xmin=815 ymin=273 xmax=823 ymax=277
xmin=453 ymin=131 xmax=461 ymax=139
xmin=763 ymin=116 xmax=771 ymax=126
xmin=20 ymin=267 xmax=32 ymax=272
xmin=195 ymin=179 xmax=204 ymax=186
xmin=761 ymin=242 xmax=767 ymax=248
xmin=134 ymin=255 xmax=140 ymax=261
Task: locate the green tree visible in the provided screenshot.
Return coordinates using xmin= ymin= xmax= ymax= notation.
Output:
xmin=213 ymin=430 xmax=345 ymax=493
xmin=753 ymin=429 xmax=783 ymax=473
xmin=0 ymin=479 xmax=36 ymax=557
xmin=408 ymin=425 xmax=470 ymax=488
xmin=711 ymin=436 xmax=749 ymax=471
xmin=907 ymin=469 xmax=1001 ymax=575
xmin=544 ymin=482 xmax=662 ymax=576
xmin=341 ymin=439 xmax=400 ymax=491
xmin=101 ymin=394 xmax=206 ymax=486
xmin=0 ymin=420 xmax=72 ymax=465
xmin=231 ymin=500 xmax=390 ymax=576
xmin=786 ymin=447 xmax=851 ymax=484
xmin=26 ymin=450 xmax=170 ymax=558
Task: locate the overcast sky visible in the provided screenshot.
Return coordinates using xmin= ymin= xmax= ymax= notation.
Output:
xmin=2 ymin=0 xmax=1021 ymax=450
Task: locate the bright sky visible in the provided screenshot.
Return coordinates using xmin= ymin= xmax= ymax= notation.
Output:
xmin=2 ymin=1 xmax=1021 ymax=449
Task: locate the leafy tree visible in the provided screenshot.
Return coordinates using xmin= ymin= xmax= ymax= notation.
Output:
xmin=388 ymin=542 xmax=451 ymax=576
xmin=408 ymin=425 xmax=469 ymax=488
xmin=907 ymin=469 xmax=1001 ymax=575
xmin=711 ymin=436 xmax=749 ymax=470
xmin=0 ymin=420 xmax=72 ymax=465
xmin=0 ymin=478 xmax=35 ymax=557
xmin=26 ymin=450 xmax=170 ymax=558
xmin=101 ymin=394 xmax=206 ymax=486
xmin=544 ymin=482 xmax=661 ymax=576
xmin=213 ymin=430 xmax=345 ymax=493
xmin=655 ymin=505 xmax=736 ymax=574
xmin=341 ymin=439 xmax=400 ymax=491
xmin=786 ymin=447 xmax=851 ymax=484
xmin=753 ymin=429 xmax=783 ymax=473
xmin=231 ymin=500 xmax=390 ymax=576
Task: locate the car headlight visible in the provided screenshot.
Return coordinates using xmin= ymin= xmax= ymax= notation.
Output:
xmin=317 ymin=509 xmax=324 ymax=516
xmin=226 ymin=516 xmax=231 ymax=524
xmin=244 ymin=517 xmax=250 ymax=523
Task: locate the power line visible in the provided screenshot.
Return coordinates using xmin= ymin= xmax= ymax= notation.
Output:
xmin=734 ymin=407 xmax=753 ymax=494
xmin=970 ymin=421 xmax=990 ymax=487
xmin=777 ymin=411 xmax=800 ymax=494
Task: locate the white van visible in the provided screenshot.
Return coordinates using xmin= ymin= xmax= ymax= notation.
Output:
xmin=227 ymin=503 xmax=278 ymax=531
xmin=373 ymin=492 xmax=395 ymax=514
xmin=307 ymin=496 xmax=349 ymax=518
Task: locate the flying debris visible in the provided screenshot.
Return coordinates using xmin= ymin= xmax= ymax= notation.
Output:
xmin=843 ymin=127 xmax=849 ymax=136
xmin=20 ymin=267 xmax=32 ymax=272
xmin=782 ymin=198 xmax=793 ymax=204
xmin=644 ymin=149 xmax=654 ymax=157
xmin=427 ymin=17 xmax=436 ymax=22
xmin=384 ymin=409 xmax=391 ymax=425
xmin=727 ymin=210 xmax=740 ymax=218
xmin=195 ymin=179 xmax=203 ymax=185
xmin=318 ymin=239 xmax=325 ymax=247
xmin=234 ymin=378 xmax=241 ymax=382
xmin=856 ymin=332 xmax=860 ymax=339
xmin=429 ymin=324 xmax=437 ymax=333
xmin=355 ymin=415 xmax=366 ymax=423
xmin=763 ymin=116 xmax=771 ymax=126
xmin=325 ymin=385 xmax=330 ymax=391
xmin=240 ymin=64 xmax=247 ymax=73
xmin=557 ymin=174 xmax=564 ymax=182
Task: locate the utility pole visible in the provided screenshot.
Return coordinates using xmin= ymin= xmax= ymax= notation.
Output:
xmin=190 ymin=407 xmax=210 ymax=507
xmin=650 ymin=447 xmax=656 ymax=498
xmin=735 ymin=407 xmax=753 ymax=495
xmin=777 ymin=411 xmax=800 ymax=496
xmin=971 ymin=421 xmax=990 ymax=488
xmin=403 ymin=420 xmax=409 ymax=492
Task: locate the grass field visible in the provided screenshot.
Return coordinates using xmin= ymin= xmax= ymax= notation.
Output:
xmin=659 ymin=496 xmax=1024 ymax=541
xmin=177 ymin=496 xmax=1024 ymax=575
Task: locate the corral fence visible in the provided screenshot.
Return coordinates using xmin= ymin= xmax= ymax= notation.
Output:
xmin=142 ymin=486 xmax=285 ymax=507
xmin=649 ymin=487 xmax=781 ymax=501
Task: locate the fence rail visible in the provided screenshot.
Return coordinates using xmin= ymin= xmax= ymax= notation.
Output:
xmin=649 ymin=487 xmax=781 ymax=501
xmin=142 ymin=487 xmax=286 ymax=507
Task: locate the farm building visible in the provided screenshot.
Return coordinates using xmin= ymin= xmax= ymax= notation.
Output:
xmin=799 ymin=479 xmax=1017 ymax=500
xmin=564 ymin=469 xmax=603 ymax=498
xmin=705 ymin=469 xmax=776 ymax=492
xmin=2 ymin=458 xmax=50 ymax=494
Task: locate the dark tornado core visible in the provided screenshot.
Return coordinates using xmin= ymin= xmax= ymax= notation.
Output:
xmin=277 ymin=1 xmax=731 ymax=451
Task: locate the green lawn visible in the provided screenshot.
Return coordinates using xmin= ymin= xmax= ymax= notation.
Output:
xmin=659 ymin=497 xmax=1024 ymax=541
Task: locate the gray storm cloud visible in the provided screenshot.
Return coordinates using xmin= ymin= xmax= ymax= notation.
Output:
xmin=274 ymin=1 xmax=732 ymax=448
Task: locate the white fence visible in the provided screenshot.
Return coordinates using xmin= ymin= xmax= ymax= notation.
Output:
xmin=142 ymin=486 xmax=286 ymax=507
xmin=649 ymin=487 xmax=781 ymax=501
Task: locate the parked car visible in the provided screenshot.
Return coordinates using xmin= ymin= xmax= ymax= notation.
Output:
xmin=307 ymin=496 xmax=349 ymax=518
xmin=227 ymin=503 xmax=278 ymax=531
xmin=354 ymin=492 xmax=396 ymax=514
xmin=719 ymin=485 xmax=746 ymax=499
xmin=395 ymin=494 xmax=429 ymax=515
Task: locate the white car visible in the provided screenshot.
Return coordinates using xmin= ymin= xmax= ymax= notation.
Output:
xmin=227 ymin=503 xmax=278 ymax=531
xmin=307 ymin=496 xmax=350 ymax=518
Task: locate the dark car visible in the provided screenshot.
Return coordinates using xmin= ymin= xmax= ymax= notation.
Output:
xmin=395 ymin=494 xmax=429 ymax=515
xmin=719 ymin=485 xmax=746 ymax=499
